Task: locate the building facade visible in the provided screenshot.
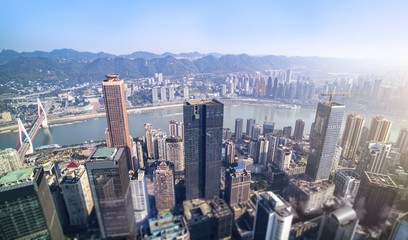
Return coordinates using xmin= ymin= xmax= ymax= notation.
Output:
xmin=166 ymin=136 xmax=185 ymax=177
xmin=224 ymin=166 xmax=251 ymax=207
xmin=367 ymin=115 xmax=392 ymax=143
xmin=294 ymin=119 xmax=305 ymax=141
xmin=154 ymin=161 xmax=175 ymax=211
xmin=340 ymin=113 xmax=365 ymax=160
xmin=0 ymin=148 xmax=20 ymax=176
xmin=396 ymin=128 xmax=408 ymax=153
xmin=235 ymin=118 xmax=243 ymax=139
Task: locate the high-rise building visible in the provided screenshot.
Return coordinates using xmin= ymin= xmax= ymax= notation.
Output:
xmin=306 ymin=102 xmax=345 ymax=181
xmin=169 ymin=85 xmax=175 ymax=101
xmin=223 ymin=128 xmax=232 ymax=139
xmin=224 ymin=166 xmax=251 ymax=207
xmin=183 ymin=198 xmax=233 ymax=240
xmin=274 ymin=146 xmax=292 ymax=171
xmin=257 ymin=136 xmax=269 ymax=166
xmin=184 ymin=86 xmax=189 ymax=99
xmin=357 ymin=142 xmax=392 ymax=174
xmin=184 ymin=99 xmax=223 ymax=200
xmin=294 ymin=119 xmax=305 ymax=141
xmin=102 ymin=74 xmax=133 ymax=170
xmin=283 ymin=126 xmax=292 ymax=138
xmin=0 ymin=167 xmax=64 ymax=239
xmin=263 ymin=121 xmax=275 ymax=135
xmin=332 ymin=168 xmax=361 ymax=199
xmin=153 ymin=131 xmax=167 ymax=161
xmin=317 ymin=206 xmax=358 ymax=240
xmin=235 ymin=118 xmax=244 ymax=139
xmin=0 ymin=148 xmax=20 ymax=176
xmin=130 ymin=170 xmax=150 ymax=228
xmin=136 ymin=141 xmax=144 ymax=168
xmin=165 ymin=136 xmax=185 ymax=178
xmin=285 ymin=69 xmax=292 ymax=83
xmin=252 ymin=124 xmax=262 ymax=140
xmin=60 ymin=163 xmax=94 ymax=227
xmin=142 ymin=213 xmax=190 ymax=240
xmin=152 ymin=88 xmax=159 ymax=103
xmin=358 ymin=126 xmax=369 ymax=150
xmin=161 ymin=86 xmax=167 ymax=102
xmin=144 ymin=123 xmax=154 ymax=159
xmin=154 ymin=161 xmax=175 ymax=211
xmin=246 ymin=118 xmax=256 ymax=138
xmin=225 ymin=141 xmax=235 ymax=164
xmin=86 ymin=147 xmax=133 ymax=238
xmin=353 ymin=171 xmax=398 ymax=229
xmin=396 ymin=128 xmax=408 ymax=153
xmin=169 ymin=120 xmax=184 ymax=138
xmin=253 ymin=191 xmax=293 ymax=240
xmin=388 ymin=213 xmax=408 ymax=240
xmin=367 ymin=115 xmax=392 ymax=143
xmin=340 ymin=113 xmax=365 ymax=160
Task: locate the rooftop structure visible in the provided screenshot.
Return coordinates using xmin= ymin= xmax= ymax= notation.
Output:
xmin=143 ymin=213 xmax=190 ymax=240
xmin=0 ymin=167 xmax=34 ymax=186
xmin=90 ymin=147 xmax=116 ymax=159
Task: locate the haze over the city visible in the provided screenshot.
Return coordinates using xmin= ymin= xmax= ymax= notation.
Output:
xmin=1 ymin=0 xmax=408 ymax=65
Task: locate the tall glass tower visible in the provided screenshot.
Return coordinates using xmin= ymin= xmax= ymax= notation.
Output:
xmin=306 ymin=102 xmax=345 ymax=180
xmin=184 ymin=99 xmax=223 ymax=200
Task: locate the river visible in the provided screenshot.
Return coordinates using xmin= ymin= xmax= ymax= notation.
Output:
xmin=0 ymin=103 xmax=405 ymax=149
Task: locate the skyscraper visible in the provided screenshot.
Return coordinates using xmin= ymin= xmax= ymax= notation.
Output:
xmin=184 ymin=86 xmax=189 ymax=99
xmin=285 ymin=69 xmax=292 ymax=83
xmin=184 ymin=99 xmax=223 ymax=200
xmin=225 ymin=140 xmax=235 ymax=164
xmin=367 ymin=115 xmax=392 ymax=143
xmin=353 ymin=171 xmax=398 ymax=229
xmin=0 ymin=167 xmax=64 ymax=239
xmin=154 ymin=161 xmax=175 ymax=211
xmin=130 ymin=170 xmax=150 ymax=228
xmin=357 ymin=142 xmax=392 ymax=174
xmin=102 ymin=74 xmax=133 ymax=170
xmin=86 ymin=147 xmax=133 ymax=238
xmin=169 ymin=120 xmax=184 ymax=138
xmin=152 ymin=87 xmax=159 ymax=103
xmin=0 ymin=148 xmax=20 ymax=176
xmin=169 ymin=85 xmax=175 ymax=101
xmin=161 ymin=86 xmax=167 ymax=102
xmin=396 ymin=128 xmax=408 ymax=153
xmin=274 ymin=146 xmax=292 ymax=171
xmin=283 ymin=126 xmax=292 ymax=138
xmin=340 ymin=113 xmax=365 ymax=160
xmin=246 ymin=118 xmax=256 ymax=138
xmin=389 ymin=213 xmax=408 ymax=240
xmin=253 ymin=191 xmax=293 ymax=240
xmin=165 ymin=136 xmax=185 ymax=178
xmin=235 ymin=118 xmax=243 ymax=139
xmin=306 ymin=102 xmax=345 ymax=181
xmin=144 ymin=123 xmax=154 ymax=159
xmin=294 ymin=119 xmax=305 ymax=141
xmin=263 ymin=121 xmax=275 ymax=135
xmin=224 ymin=166 xmax=251 ymax=207
xmin=317 ymin=206 xmax=358 ymax=240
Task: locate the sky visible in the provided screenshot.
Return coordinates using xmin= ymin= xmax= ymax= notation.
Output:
xmin=1 ymin=0 xmax=408 ymax=63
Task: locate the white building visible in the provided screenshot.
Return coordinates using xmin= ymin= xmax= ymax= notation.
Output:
xmin=130 ymin=170 xmax=150 ymax=228
xmin=253 ymin=191 xmax=293 ymax=240
xmin=184 ymin=86 xmax=189 ymax=99
xmin=0 ymin=148 xmax=20 ymax=176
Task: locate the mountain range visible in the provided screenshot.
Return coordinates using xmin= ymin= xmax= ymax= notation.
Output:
xmin=0 ymin=48 xmax=385 ymax=87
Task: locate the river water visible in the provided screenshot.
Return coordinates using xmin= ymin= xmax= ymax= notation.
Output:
xmin=0 ymin=103 xmax=405 ymax=149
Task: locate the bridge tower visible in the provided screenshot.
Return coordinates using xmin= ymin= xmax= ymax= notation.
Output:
xmin=16 ymin=118 xmax=34 ymax=154
xmin=37 ymin=98 xmax=48 ymax=127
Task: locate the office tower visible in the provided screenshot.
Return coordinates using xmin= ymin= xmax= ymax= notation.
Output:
xmin=102 ymin=74 xmax=133 ymax=170
xmin=168 ymin=85 xmax=175 ymax=101
xmin=60 ymin=163 xmax=94 ymax=227
xmin=341 ymin=113 xmax=365 ymax=160
xmin=274 ymin=146 xmax=292 ymax=171
xmin=0 ymin=167 xmax=64 ymax=239
xmin=389 ymin=213 xmax=408 ymax=240
xmin=263 ymin=121 xmax=275 ymax=135
xmin=154 ymin=162 xmax=175 ymax=211
xmin=184 ymin=86 xmax=189 ymax=99
xmin=0 ymin=148 xmax=20 ymax=176
xmin=317 ymin=206 xmax=358 ymax=240
xmin=225 ymin=166 xmax=251 ymax=207
xmin=183 ymin=198 xmax=233 ymax=240
xmin=367 ymin=115 xmax=392 ymax=143
xmin=253 ymin=191 xmax=293 ymax=240
xmin=169 ymin=120 xmax=184 ymax=138
xmin=357 ymin=142 xmax=392 ymax=174
xmin=166 ymin=136 xmax=185 ymax=178
xmin=332 ymin=168 xmax=361 ymax=199
xmin=144 ymin=123 xmax=155 ymax=159
xmin=285 ymin=69 xmax=292 ymax=83
xmin=130 ymin=170 xmax=150 ymax=228
xmin=221 ymin=84 xmax=227 ymax=96
xmin=235 ymin=118 xmax=244 ymax=139
xmin=294 ymin=119 xmax=305 ymax=141
xmin=257 ymin=136 xmax=269 ymax=166
xmin=152 ymin=87 xmax=159 ymax=103
xmin=160 ymin=86 xmax=167 ymax=102
xmin=184 ymin=99 xmax=223 ymax=200
xmin=225 ymin=140 xmax=235 ymax=164
xmin=353 ymin=172 xmax=398 ymax=229
xmin=222 ymin=128 xmax=232 ymax=139
xmin=143 ymin=213 xmax=190 ymax=240
xmin=306 ymin=102 xmax=345 ymax=181
xmin=283 ymin=126 xmax=292 ymax=138
xmin=246 ymin=118 xmax=256 ymax=138
xmin=252 ymin=124 xmax=262 ymax=140
xmin=396 ymin=128 xmax=408 ymax=153
xmin=86 ymin=147 xmax=133 ymax=238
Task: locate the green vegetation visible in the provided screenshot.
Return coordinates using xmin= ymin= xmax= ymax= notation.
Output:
xmin=129 ymin=89 xmax=152 ymax=106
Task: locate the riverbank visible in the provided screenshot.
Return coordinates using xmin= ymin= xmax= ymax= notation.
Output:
xmin=0 ymin=103 xmax=183 ymax=133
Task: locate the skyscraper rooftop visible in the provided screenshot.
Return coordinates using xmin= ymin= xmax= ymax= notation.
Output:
xmin=0 ymin=167 xmax=35 ymax=186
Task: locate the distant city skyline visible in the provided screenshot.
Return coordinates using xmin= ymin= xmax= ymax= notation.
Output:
xmin=1 ymin=0 xmax=408 ymax=64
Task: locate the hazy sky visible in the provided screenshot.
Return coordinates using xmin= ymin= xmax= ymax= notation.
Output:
xmin=1 ymin=0 xmax=407 ymax=62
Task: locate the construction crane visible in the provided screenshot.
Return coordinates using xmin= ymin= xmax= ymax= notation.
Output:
xmin=321 ymin=91 xmax=359 ymax=105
